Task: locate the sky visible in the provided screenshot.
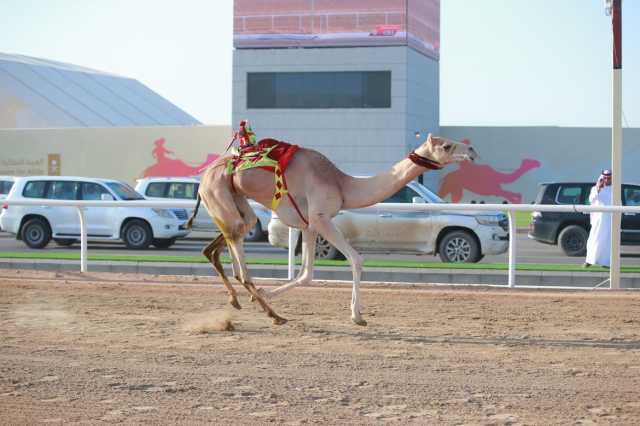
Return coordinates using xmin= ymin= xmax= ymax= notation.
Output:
xmin=1 ymin=0 xmax=638 ymax=128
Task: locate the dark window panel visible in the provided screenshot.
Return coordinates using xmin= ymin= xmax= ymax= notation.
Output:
xmin=247 ymin=71 xmax=391 ymax=109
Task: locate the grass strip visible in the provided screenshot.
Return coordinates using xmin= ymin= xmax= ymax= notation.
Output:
xmin=0 ymin=251 xmax=637 ymax=273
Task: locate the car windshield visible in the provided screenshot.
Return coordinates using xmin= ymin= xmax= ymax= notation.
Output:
xmin=418 ymin=186 xmax=445 ymax=204
xmin=414 ymin=184 xmax=445 ymax=204
xmin=106 ymin=182 xmax=144 ymax=200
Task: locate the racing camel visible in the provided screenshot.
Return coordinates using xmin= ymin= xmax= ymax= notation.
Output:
xmin=189 ymin=126 xmax=478 ymax=326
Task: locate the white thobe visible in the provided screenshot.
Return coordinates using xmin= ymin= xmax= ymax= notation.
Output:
xmin=585 ymin=185 xmax=612 ymax=267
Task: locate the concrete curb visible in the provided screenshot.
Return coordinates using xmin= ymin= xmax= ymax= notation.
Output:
xmin=2 ymin=259 xmax=638 ymax=289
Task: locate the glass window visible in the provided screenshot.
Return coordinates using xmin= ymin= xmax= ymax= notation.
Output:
xmin=624 ymin=186 xmax=640 ymax=206
xmin=167 ymin=183 xmax=197 ymax=199
xmin=22 ymin=181 xmax=48 ymax=198
xmin=106 ymin=182 xmax=144 ymax=201
xmin=0 ymin=180 xmax=13 ymax=195
xmin=247 ymin=71 xmax=391 ymax=109
xmin=81 ymin=182 xmax=111 ymax=201
xmin=383 ymin=186 xmax=421 ymax=203
xmin=556 ymin=185 xmax=582 ymax=205
xmin=146 ymin=182 xmax=167 ymax=197
xmin=47 ymin=181 xmax=79 ymax=200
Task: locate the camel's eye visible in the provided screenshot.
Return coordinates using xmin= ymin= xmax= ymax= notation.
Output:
xmin=444 ymin=145 xmax=452 ymax=152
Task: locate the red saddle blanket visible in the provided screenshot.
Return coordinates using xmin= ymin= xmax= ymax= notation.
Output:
xmin=228 ymin=138 xmax=300 ymax=173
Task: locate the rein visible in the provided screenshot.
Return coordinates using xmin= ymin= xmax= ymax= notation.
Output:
xmin=408 ymin=151 xmax=443 ymax=170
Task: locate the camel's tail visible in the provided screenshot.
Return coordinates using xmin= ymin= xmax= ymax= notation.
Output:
xmin=186 ymin=193 xmax=202 ymax=230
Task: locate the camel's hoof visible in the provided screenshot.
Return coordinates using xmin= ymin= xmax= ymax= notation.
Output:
xmin=272 ymin=316 xmax=288 ymax=326
xmin=352 ymin=316 xmax=367 ymax=327
xmin=229 ymin=297 xmax=241 ymax=310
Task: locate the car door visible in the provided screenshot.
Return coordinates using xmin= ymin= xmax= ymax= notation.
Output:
xmin=81 ymin=182 xmax=114 ymax=237
xmin=622 ymin=185 xmax=640 ymax=243
xmin=45 ymin=180 xmax=80 ymax=236
xmin=374 ymin=185 xmax=434 ymax=252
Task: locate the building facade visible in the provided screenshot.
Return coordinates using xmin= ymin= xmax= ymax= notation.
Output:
xmin=232 ymin=0 xmax=440 ymax=177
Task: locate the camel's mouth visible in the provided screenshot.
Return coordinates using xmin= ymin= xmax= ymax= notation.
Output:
xmin=451 ymin=145 xmax=478 ymax=162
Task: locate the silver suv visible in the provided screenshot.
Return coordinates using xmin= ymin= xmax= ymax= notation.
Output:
xmin=268 ymin=181 xmax=509 ymax=262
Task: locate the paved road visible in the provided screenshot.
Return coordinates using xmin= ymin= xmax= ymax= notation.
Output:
xmin=3 ymin=230 xmax=640 ymax=266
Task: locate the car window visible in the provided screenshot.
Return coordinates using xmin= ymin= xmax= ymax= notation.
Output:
xmin=81 ymin=182 xmax=111 ymax=201
xmin=22 ymin=181 xmax=48 ymax=198
xmin=383 ymin=186 xmax=422 ymax=203
xmin=145 ymin=182 xmax=167 ymax=197
xmin=167 ymin=183 xmax=197 ymax=199
xmin=624 ymin=186 xmax=640 ymax=206
xmin=106 ymin=182 xmax=144 ymax=200
xmin=47 ymin=181 xmax=79 ymax=200
xmin=555 ymin=185 xmax=583 ymax=205
xmin=0 ymin=180 xmax=13 ymax=195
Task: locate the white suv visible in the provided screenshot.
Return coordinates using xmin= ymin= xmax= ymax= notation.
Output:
xmin=135 ymin=176 xmax=271 ymax=242
xmin=0 ymin=176 xmax=190 ymax=249
xmin=268 ymin=180 xmax=509 ymax=262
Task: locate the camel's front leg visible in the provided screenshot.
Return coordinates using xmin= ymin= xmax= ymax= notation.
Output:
xmin=311 ymin=217 xmax=366 ymax=326
xmin=267 ymin=229 xmax=317 ymax=299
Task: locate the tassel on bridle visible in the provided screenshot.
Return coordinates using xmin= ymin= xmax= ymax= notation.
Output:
xmin=408 ymin=151 xmax=443 ymax=170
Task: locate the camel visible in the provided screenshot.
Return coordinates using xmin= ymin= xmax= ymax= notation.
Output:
xmin=189 ymin=133 xmax=478 ymax=326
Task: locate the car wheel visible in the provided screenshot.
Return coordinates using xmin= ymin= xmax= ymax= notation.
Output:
xmin=558 ymin=225 xmax=587 ymax=257
xmin=122 ymin=220 xmax=152 ymax=249
xmin=244 ymin=222 xmax=264 ymax=242
xmin=152 ymin=238 xmax=176 ymax=249
xmin=21 ymin=218 xmax=51 ymax=249
xmin=438 ymin=230 xmax=480 ymax=263
xmin=54 ymin=238 xmax=76 ymax=247
xmin=315 ymin=235 xmax=344 ymax=260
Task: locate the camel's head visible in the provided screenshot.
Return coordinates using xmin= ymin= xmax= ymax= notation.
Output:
xmin=414 ymin=134 xmax=478 ymax=166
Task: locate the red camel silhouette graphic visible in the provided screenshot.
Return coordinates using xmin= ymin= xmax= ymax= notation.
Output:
xmin=142 ymin=138 xmax=219 ymax=177
xmin=438 ymin=139 xmax=541 ymax=203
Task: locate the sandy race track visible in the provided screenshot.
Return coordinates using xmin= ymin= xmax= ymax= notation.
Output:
xmin=2 ymin=269 xmax=640 ymax=425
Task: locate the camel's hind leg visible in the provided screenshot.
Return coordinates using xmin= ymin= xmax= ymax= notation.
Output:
xmin=225 ymin=235 xmax=288 ymax=325
xmin=203 ymin=189 xmax=287 ymax=325
xmin=202 ymin=234 xmax=241 ymax=310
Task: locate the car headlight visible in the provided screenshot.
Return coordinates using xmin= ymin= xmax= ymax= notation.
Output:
xmin=476 ymin=215 xmax=501 ymax=226
xmin=152 ymin=208 xmax=175 ymax=219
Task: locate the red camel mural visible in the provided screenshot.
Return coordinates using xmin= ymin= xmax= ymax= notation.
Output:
xmin=141 ymin=138 xmax=219 ymax=177
xmin=438 ymin=139 xmax=541 ymax=203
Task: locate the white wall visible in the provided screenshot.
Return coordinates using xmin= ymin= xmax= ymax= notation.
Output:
xmin=440 ymin=126 xmax=640 ymax=203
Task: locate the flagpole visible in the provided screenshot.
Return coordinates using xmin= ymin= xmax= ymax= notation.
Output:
xmin=609 ymin=0 xmax=622 ymax=289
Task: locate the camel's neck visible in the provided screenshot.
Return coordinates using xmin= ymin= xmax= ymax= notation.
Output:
xmin=340 ymin=158 xmax=426 ymax=209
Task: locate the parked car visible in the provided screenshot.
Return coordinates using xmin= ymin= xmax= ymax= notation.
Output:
xmin=528 ymin=181 xmax=640 ymax=256
xmin=0 ymin=176 xmax=190 ymax=249
xmin=0 ymin=176 xmax=15 ymax=200
xmin=268 ymin=180 xmax=509 ymax=262
xmin=135 ymin=176 xmax=271 ymax=242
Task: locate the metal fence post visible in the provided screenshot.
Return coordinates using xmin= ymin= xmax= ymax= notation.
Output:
xmin=508 ymin=211 xmax=516 ymax=288
xmin=77 ymin=207 xmax=87 ymax=272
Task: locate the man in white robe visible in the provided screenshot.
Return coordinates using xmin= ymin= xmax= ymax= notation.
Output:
xmin=584 ymin=169 xmax=612 ymax=267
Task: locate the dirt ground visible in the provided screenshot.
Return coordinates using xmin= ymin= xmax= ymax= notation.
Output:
xmin=2 ymin=269 xmax=640 ymax=425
